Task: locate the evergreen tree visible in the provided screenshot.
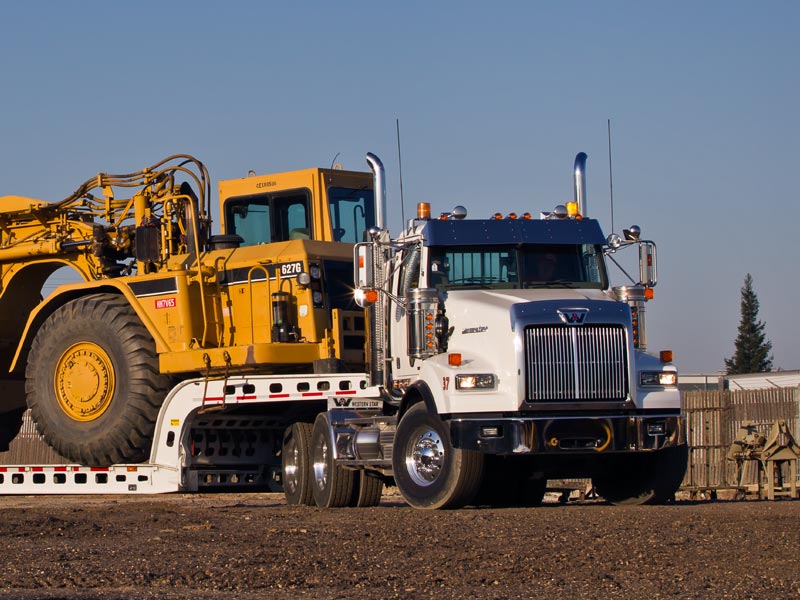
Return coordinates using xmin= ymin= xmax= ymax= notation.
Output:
xmin=724 ymin=273 xmax=773 ymax=374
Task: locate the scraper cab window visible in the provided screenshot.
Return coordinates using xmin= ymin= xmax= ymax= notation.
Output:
xmin=327 ymin=187 xmax=376 ymax=243
xmin=225 ymin=191 xmax=310 ymax=245
xmin=428 ymin=244 xmax=606 ymax=289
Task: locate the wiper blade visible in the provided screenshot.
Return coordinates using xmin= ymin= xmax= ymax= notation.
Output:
xmin=522 ymin=280 xmax=579 ymax=289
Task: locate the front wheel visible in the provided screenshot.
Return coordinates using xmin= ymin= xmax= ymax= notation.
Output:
xmin=392 ymin=403 xmax=484 ymax=510
xmin=593 ymin=444 xmax=689 ymax=506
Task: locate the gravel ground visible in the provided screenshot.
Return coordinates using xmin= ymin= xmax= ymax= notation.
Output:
xmin=0 ymin=492 xmax=798 ymax=599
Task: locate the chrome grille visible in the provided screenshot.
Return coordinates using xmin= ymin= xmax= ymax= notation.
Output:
xmin=525 ymin=325 xmax=628 ymax=402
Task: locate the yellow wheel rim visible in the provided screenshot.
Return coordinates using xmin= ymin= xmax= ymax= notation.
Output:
xmin=54 ymin=342 xmax=115 ymax=422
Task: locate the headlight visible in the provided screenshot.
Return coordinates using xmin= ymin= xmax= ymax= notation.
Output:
xmin=640 ymin=371 xmax=678 ymax=387
xmin=455 ymin=374 xmax=496 ymax=390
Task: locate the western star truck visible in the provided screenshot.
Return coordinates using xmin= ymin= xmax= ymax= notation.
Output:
xmin=0 ymin=151 xmax=686 ymax=508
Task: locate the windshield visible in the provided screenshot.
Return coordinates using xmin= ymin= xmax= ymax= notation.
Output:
xmin=328 ymin=187 xmax=375 ymax=243
xmin=427 ymin=244 xmax=607 ymax=290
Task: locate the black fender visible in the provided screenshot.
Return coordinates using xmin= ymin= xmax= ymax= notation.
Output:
xmin=399 ymin=381 xmax=439 ymax=419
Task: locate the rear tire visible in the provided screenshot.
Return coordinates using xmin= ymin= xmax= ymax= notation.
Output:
xmin=593 ymin=444 xmax=688 ymax=506
xmin=25 ymin=294 xmax=172 ymax=465
xmin=392 ymin=402 xmax=484 ymax=510
xmin=282 ymin=422 xmax=314 ymax=505
xmin=351 ymin=470 xmax=384 ymax=507
xmin=310 ymin=412 xmax=355 ymax=508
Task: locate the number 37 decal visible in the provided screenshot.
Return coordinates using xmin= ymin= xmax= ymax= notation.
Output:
xmin=442 ymin=376 xmax=450 ymax=391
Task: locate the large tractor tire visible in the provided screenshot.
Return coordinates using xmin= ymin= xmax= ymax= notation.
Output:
xmin=592 ymin=444 xmax=689 ymax=506
xmin=25 ymin=293 xmax=172 ymax=466
xmin=392 ymin=402 xmax=484 ymax=510
xmin=282 ymin=421 xmax=315 ymax=506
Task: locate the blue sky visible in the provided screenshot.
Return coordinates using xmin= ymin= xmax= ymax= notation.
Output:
xmin=1 ymin=2 xmax=797 ymax=374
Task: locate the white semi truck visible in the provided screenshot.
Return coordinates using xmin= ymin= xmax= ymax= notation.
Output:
xmin=0 ymin=152 xmax=686 ymax=508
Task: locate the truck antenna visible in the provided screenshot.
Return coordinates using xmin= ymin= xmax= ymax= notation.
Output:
xmin=607 ymin=118 xmax=615 ymax=234
xmin=396 ymin=118 xmax=406 ymax=228
xmin=330 ymin=152 xmax=341 ymax=170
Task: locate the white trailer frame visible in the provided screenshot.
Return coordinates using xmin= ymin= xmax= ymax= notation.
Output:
xmin=0 ymin=373 xmax=379 ymax=494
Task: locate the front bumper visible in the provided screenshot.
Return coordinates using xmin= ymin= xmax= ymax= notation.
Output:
xmin=449 ymin=413 xmax=685 ymax=455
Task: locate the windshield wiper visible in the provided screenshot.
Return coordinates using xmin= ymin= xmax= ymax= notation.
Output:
xmin=522 ymin=280 xmax=580 ymax=289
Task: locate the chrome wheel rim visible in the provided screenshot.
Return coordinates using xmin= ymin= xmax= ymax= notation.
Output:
xmin=312 ymin=435 xmax=329 ymax=491
xmin=283 ymin=434 xmax=300 ymax=495
xmin=405 ymin=427 xmax=445 ymax=487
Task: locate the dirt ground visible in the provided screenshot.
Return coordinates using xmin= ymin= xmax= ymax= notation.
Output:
xmin=0 ymin=491 xmax=797 ymax=600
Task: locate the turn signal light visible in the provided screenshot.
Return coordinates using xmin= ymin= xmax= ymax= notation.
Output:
xmin=448 ymin=353 xmax=462 ymax=366
xmin=364 ymin=289 xmax=379 ymax=303
xmin=645 ymin=288 xmax=654 ymax=300
xmin=660 ymin=350 xmax=673 ymax=363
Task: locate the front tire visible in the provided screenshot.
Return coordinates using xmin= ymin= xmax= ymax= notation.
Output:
xmin=25 ymin=294 xmax=172 ymax=465
xmin=392 ymin=403 xmax=484 ymax=510
xmin=593 ymin=444 xmax=689 ymax=505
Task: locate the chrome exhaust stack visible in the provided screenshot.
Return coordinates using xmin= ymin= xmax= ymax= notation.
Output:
xmin=573 ymin=152 xmax=588 ymax=217
xmin=366 ymin=152 xmax=387 ymax=230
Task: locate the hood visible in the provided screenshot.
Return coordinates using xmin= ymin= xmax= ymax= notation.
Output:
xmin=443 ymin=288 xmax=629 ymax=335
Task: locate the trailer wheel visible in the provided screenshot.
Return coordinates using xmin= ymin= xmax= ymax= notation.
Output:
xmin=351 ymin=471 xmax=384 ymax=507
xmin=593 ymin=444 xmax=688 ymax=506
xmin=310 ymin=412 xmax=355 ymax=508
xmin=25 ymin=293 xmax=172 ymax=466
xmin=282 ymin=422 xmax=314 ymax=505
xmin=392 ymin=403 xmax=484 ymax=510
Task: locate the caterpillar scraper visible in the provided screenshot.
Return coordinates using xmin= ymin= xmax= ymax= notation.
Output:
xmin=0 ymin=154 xmax=375 ymax=465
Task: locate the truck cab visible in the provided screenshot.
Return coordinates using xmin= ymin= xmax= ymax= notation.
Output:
xmin=353 ymin=154 xmax=687 ymax=508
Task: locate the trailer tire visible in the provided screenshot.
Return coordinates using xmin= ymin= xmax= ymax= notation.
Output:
xmin=593 ymin=444 xmax=689 ymax=506
xmin=25 ymin=293 xmax=172 ymax=466
xmin=351 ymin=471 xmax=384 ymax=507
xmin=392 ymin=402 xmax=484 ymax=510
xmin=282 ymin=421 xmax=314 ymax=505
xmin=310 ymin=412 xmax=355 ymax=508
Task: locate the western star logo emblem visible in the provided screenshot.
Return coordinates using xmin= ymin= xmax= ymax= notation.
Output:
xmin=558 ymin=308 xmax=589 ymax=325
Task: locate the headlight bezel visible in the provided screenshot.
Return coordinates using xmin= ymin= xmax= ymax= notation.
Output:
xmin=640 ymin=371 xmax=678 ymax=387
xmin=455 ymin=374 xmax=496 ymax=390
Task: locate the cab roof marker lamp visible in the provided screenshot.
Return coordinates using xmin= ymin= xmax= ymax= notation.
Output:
xmin=417 ymin=202 xmax=431 ymax=220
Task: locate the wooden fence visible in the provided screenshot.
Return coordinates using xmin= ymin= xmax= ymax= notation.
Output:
xmin=683 ymin=387 xmax=800 ymax=492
